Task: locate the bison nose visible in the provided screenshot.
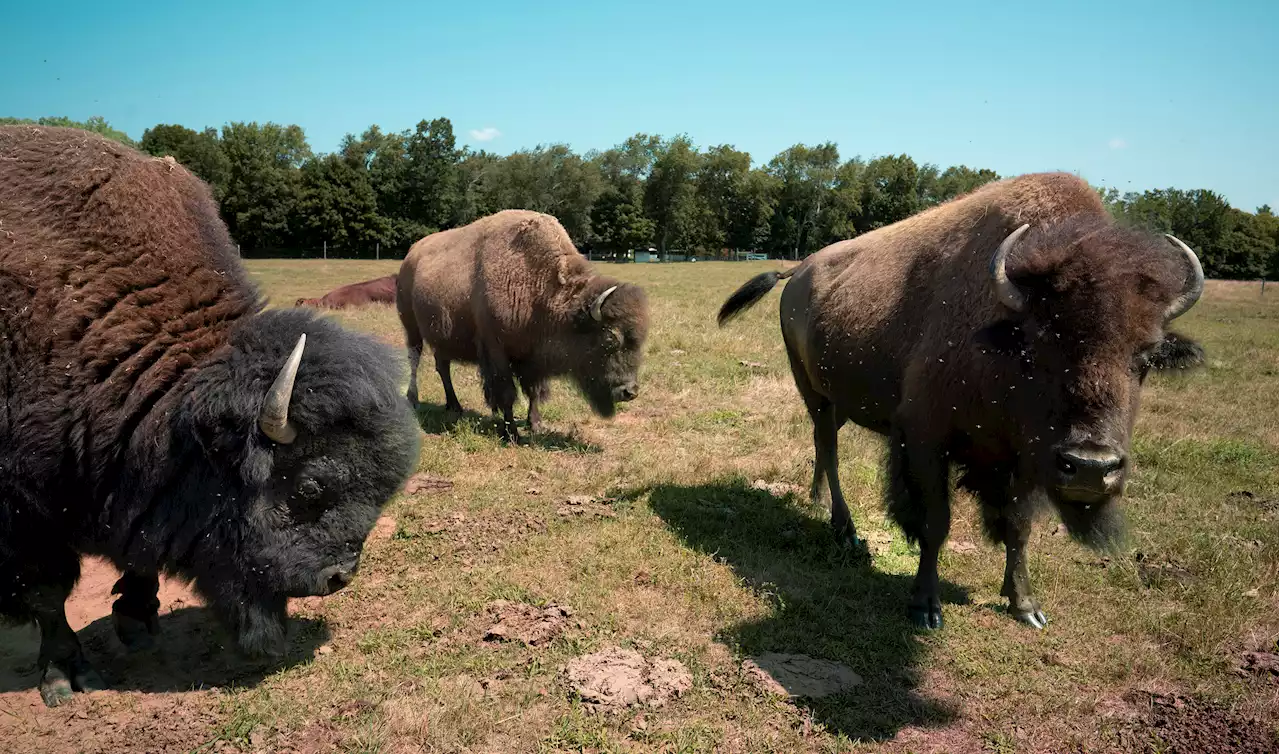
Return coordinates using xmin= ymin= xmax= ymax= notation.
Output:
xmin=318 ymin=556 xmax=359 ymax=594
xmin=614 ymin=382 xmax=639 ymax=402
xmin=1055 ymin=446 xmax=1126 ymax=498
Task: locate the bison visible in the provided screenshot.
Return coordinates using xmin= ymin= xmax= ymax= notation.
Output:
xmin=718 ymin=172 xmax=1204 ymax=630
xmin=397 ymin=210 xmax=650 ymax=442
xmin=295 ymin=274 xmax=397 ymax=309
xmin=0 ymin=126 xmax=420 ymax=706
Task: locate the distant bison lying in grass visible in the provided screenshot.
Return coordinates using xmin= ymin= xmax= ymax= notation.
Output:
xmin=720 ymin=172 xmax=1205 ymax=630
xmin=397 ymin=210 xmax=650 ymax=442
xmin=0 ymin=126 xmax=419 ymax=706
xmin=295 ymin=274 xmax=396 ymax=309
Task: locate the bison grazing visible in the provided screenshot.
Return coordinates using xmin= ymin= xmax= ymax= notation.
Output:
xmin=397 ymin=210 xmax=650 ymax=442
xmin=0 ymin=126 xmax=420 ymax=706
xmin=718 ymin=172 xmax=1204 ymax=630
xmin=295 ymin=274 xmax=397 ymax=309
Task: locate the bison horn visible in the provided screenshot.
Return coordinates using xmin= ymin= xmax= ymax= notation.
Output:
xmin=1162 ymin=234 xmax=1204 ymax=322
xmin=990 ymin=223 xmax=1031 ymax=312
xmin=590 ymin=285 xmax=619 ymax=322
xmin=259 ymin=333 xmax=306 ymax=445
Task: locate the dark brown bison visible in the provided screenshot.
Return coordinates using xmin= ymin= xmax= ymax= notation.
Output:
xmin=0 ymin=126 xmax=420 ymax=706
xmin=718 ymin=172 xmax=1204 ymax=630
xmin=295 ymin=274 xmax=396 ymax=309
xmin=397 ymin=210 xmax=649 ymax=442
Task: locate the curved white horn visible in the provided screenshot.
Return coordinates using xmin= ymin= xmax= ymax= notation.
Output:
xmin=590 ymin=285 xmax=619 ymax=322
xmin=1162 ymin=234 xmax=1205 ymax=322
xmin=259 ymin=333 xmax=306 ymax=444
xmin=990 ymin=224 xmax=1031 ymax=312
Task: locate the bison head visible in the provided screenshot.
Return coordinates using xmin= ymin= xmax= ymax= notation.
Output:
xmin=173 ymin=309 xmax=419 ymax=657
xmin=974 ymin=219 xmax=1204 ymax=546
xmin=569 ymin=281 xmax=650 ymax=417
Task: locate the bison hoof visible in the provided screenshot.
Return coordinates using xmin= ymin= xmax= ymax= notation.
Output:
xmin=113 ymin=609 xmax=160 ymax=651
xmin=1011 ymin=608 xmax=1048 ymax=630
xmin=39 ymin=661 xmax=106 ymax=707
xmin=908 ymin=605 xmax=943 ymax=630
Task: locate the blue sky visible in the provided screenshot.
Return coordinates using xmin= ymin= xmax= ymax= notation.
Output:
xmin=4 ymin=0 xmax=1276 ymax=209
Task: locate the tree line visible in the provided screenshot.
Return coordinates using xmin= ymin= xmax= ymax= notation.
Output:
xmin=4 ymin=115 xmax=1276 ymax=279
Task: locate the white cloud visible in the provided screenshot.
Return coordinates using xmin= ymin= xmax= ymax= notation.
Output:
xmin=1108 ymin=137 xmax=1128 ymax=150
xmin=469 ymin=127 xmax=501 ymax=142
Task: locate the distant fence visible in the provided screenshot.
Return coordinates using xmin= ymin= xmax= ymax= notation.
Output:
xmin=238 ymin=244 xmax=781 ymax=262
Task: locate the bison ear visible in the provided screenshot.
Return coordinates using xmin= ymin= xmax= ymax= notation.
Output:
xmin=1148 ymin=331 xmax=1205 ymax=371
xmin=974 ymin=320 xmax=1025 ymax=356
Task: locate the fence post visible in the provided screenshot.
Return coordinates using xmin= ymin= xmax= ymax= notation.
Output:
xmin=376 ymin=242 xmax=380 ymax=261
xmin=1261 ymin=279 xmax=1267 ymax=296
xmin=323 ymin=240 xmax=327 ymax=260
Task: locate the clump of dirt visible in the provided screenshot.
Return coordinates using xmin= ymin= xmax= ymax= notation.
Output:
xmin=557 ymin=495 xmax=617 ymax=519
xmin=1226 ymin=490 xmax=1279 ymax=511
xmin=1235 ymin=651 xmax=1279 ymax=677
xmin=1114 ymin=692 xmax=1277 ymax=754
xmin=482 ymin=601 xmax=574 ymax=647
xmin=403 ymin=473 xmax=454 ymax=495
xmin=369 ymin=515 xmax=397 ymax=541
xmin=563 ymin=647 xmax=692 ymax=711
xmin=750 ymin=479 xmax=805 ymax=498
xmin=1134 ymin=551 xmax=1194 ymax=588
xmin=741 ymin=653 xmax=862 ymax=699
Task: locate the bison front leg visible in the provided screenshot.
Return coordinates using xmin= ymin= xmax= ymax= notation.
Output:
xmin=24 ymin=557 xmax=106 ymax=706
xmin=111 ymin=569 xmax=161 ymax=650
xmin=887 ymin=424 xmax=951 ymax=630
xmin=435 ymin=353 xmax=463 ymax=413
xmin=972 ymin=476 xmax=1047 ymax=629
xmin=518 ymin=372 xmax=550 ymax=435
xmin=478 ymin=341 xmax=520 ymax=443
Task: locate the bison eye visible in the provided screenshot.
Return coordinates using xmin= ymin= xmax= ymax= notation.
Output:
xmin=297 ymin=478 xmax=323 ymax=500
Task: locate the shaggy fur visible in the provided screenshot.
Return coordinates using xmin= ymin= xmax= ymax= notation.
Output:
xmin=0 ymin=126 xmax=420 ymax=706
xmin=397 ymin=210 xmax=650 ymax=441
xmin=295 ymin=274 xmax=397 ymax=309
xmin=719 ymin=172 xmax=1205 ymax=630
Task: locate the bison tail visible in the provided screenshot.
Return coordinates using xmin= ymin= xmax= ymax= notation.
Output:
xmin=717 ymin=268 xmax=794 ymax=327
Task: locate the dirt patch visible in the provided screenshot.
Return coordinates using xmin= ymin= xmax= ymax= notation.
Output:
xmin=750 ymin=479 xmax=806 ymax=498
xmin=1226 ymin=490 xmax=1279 ymax=510
xmin=1113 ymin=692 xmax=1277 ymax=754
xmin=1236 ymin=651 xmax=1279 ymax=677
xmin=404 ymin=473 xmax=454 ymax=495
xmin=563 ymin=647 xmax=692 ymax=711
xmin=0 ymin=690 xmax=222 ymax=754
xmin=482 ymin=601 xmax=574 ymax=647
xmin=557 ymin=495 xmax=618 ymax=519
xmin=1134 ymin=551 xmax=1195 ymax=588
xmin=411 ymin=510 xmax=547 ymax=560
xmin=741 ymin=653 xmax=862 ymax=699
xmin=370 ymin=515 xmax=397 ymax=541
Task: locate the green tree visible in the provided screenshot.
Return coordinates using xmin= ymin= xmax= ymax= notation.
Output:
xmin=478 ymin=144 xmax=602 ymax=244
xmin=219 ymin=122 xmax=311 ymax=250
xmin=140 ymin=124 xmax=230 ymax=197
xmin=590 ymin=188 xmax=655 ymax=254
xmin=765 ymin=143 xmax=842 ymax=259
xmin=643 ymin=135 xmax=701 ymax=258
xmin=294 ymin=155 xmax=390 ymax=255
xmin=402 ymin=118 xmax=462 ymax=230
xmin=856 ymin=154 xmax=920 ymax=233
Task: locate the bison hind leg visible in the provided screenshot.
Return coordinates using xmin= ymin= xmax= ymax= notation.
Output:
xmin=518 ymin=373 xmax=550 ymax=435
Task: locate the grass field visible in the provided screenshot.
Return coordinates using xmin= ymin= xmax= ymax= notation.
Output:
xmin=4 ymin=260 xmax=1278 ymax=753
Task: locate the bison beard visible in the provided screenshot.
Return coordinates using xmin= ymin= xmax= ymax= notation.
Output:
xmin=0 ymin=127 xmax=420 ymax=707
xmin=718 ymin=172 xmax=1204 ymax=632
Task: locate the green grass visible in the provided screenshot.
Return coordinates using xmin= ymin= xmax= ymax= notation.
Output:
xmin=109 ymin=263 xmax=1280 ymax=750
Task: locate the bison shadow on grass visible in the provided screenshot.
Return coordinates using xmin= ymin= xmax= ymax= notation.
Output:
xmin=411 ymin=402 xmax=603 ymax=454
xmin=641 ymin=479 xmax=965 ymax=742
xmin=0 ymin=608 xmax=328 ymax=695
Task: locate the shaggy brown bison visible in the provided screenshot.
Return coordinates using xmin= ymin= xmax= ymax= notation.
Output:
xmin=719 ymin=172 xmax=1204 ymax=630
xmin=397 ymin=210 xmax=650 ymax=442
xmin=0 ymin=126 xmax=420 ymax=706
xmin=295 ymin=274 xmax=396 ymax=309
